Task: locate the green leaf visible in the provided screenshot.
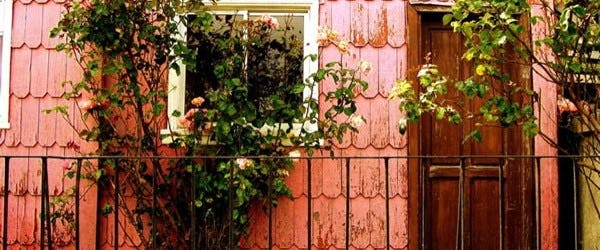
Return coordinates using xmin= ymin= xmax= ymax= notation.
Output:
xmin=101 ymin=204 xmax=113 ymax=215
xmin=292 ymin=84 xmax=305 ymax=94
xmin=523 ymin=119 xmax=539 ymax=138
xmin=94 ymin=169 xmax=104 ymax=180
xmin=571 ymin=5 xmax=586 ymax=17
xmin=463 ymin=130 xmax=482 ymax=143
xmin=226 ymin=105 xmax=237 ymax=116
xmin=443 ymin=14 xmax=454 ymax=25
xmin=435 ymin=107 xmax=445 ymax=120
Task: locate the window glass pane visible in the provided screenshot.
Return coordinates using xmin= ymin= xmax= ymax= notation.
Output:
xmin=185 ymin=13 xmax=305 ymax=117
xmin=247 ymin=14 xmax=304 ymax=113
xmin=185 ymin=13 xmax=243 ymax=109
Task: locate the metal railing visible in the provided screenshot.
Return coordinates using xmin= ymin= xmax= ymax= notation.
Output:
xmin=0 ymin=155 xmax=589 ymax=249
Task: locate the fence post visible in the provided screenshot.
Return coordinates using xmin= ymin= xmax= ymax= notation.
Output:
xmin=41 ymin=157 xmax=53 ymax=249
xmin=114 ymin=160 xmax=119 ymax=250
xmin=152 ymin=162 xmax=157 ymax=250
xmin=228 ymin=158 xmax=235 ymax=249
xmin=75 ymin=159 xmax=82 ymax=250
xmin=384 ymin=157 xmax=390 ymax=250
xmin=2 ymin=157 xmax=9 ymax=250
xmin=345 ymin=158 xmax=350 ymax=249
xmin=191 ymin=159 xmax=197 ymax=250
xmin=307 ymin=158 xmax=312 ymax=249
xmin=498 ymin=157 xmax=505 ymax=250
xmin=267 ymin=158 xmax=273 ymax=250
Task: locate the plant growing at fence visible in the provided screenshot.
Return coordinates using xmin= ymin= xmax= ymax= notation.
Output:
xmin=391 ymin=0 xmax=600 ymax=145
xmin=389 ymin=0 xmax=600 ymax=238
xmin=438 ymin=0 xmax=600 ymax=241
xmin=47 ymin=0 xmax=369 ymax=248
xmin=390 ymin=0 xmax=550 ymax=141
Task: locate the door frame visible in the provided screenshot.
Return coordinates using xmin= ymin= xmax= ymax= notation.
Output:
xmin=406 ymin=5 xmax=423 ymax=249
xmin=406 ymin=4 xmax=537 ymax=249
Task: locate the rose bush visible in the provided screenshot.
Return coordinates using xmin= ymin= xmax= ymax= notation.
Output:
xmin=48 ymin=0 xmax=371 ymax=248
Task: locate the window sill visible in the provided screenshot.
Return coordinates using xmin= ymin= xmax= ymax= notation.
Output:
xmin=160 ymin=122 xmax=320 ymax=146
xmin=0 ymin=122 xmax=9 ymax=129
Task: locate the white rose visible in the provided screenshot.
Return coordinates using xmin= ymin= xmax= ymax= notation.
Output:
xmin=288 ymin=150 xmax=301 ymax=162
xmin=349 ymin=114 xmax=365 ymax=128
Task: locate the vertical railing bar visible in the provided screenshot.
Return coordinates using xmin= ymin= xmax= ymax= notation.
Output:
xmin=498 ymin=157 xmax=504 ymax=250
xmin=384 ymin=157 xmax=390 ymax=250
xmin=152 ymin=160 xmax=157 ymax=250
xmin=307 ymin=158 xmax=312 ymax=249
xmin=95 ymin=159 xmax=104 ymax=250
xmin=345 ymin=158 xmax=350 ymax=249
xmin=420 ymin=156 xmax=426 ymax=249
xmin=75 ymin=159 xmax=82 ymax=250
xmin=572 ymin=157 xmax=579 ymax=250
xmin=190 ymin=157 xmax=199 ymax=249
xmin=535 ymin=157 xmax=542 ymax=250
xmin=3 ymin=157 xmax=10 ymax=250
xmin=228 ymin=157 xmax=235 ymax=250
xmin=455 ymin=157 xmax=465 ymax=250
xmin=267 ymin=158 xmax=273 ymax=250
xmin=40 ymin=157 xmax=46 ymax=249
xmin=114 ymin=160 xmax=119 ymax=250
xmin=43 ymin=157 xmax=53 ymax=249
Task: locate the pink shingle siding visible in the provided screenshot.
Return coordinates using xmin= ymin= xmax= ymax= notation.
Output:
xmin=242 ymin=1 xmax=410 ymax=247
xmin=0 ymin=0 xmax=559 ymax=249
xmin=0 ymin=0 xmax=96 ymax=248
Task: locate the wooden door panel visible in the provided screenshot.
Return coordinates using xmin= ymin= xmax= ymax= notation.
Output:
xmin=415 ymin=13 xmax=534 ymax=250
xmin=428 ymin=177 xmax=460 ymax=250
xmin=428 ymin=120 xmax=462 ymax=163
xmin=425 ymin=24 xmax=464 ymax=161
xmin=471 ymin=127 xmax=503 ymax=155
xmin=468 ymin=177 xmax=500 ymax=250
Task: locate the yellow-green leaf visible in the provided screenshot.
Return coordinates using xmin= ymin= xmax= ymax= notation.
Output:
xmin=475 ymin=65 xmax=486 ymax=76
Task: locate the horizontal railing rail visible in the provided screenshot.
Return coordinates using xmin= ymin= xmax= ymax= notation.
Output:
xmin=0 ymin=154 xmax=590 ymax=249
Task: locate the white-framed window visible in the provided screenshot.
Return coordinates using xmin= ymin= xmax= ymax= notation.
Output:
xmin=163 ymin=0 xmax=318 ymax=139
xmin=0 ymin=0 xmax=12 ymax=129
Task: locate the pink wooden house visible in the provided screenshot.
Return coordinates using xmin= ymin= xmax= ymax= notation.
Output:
xmin=0 ymin=0 xmax=560 ymax=249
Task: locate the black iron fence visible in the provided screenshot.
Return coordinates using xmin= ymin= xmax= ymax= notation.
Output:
xmin=0 ymin=155 xmax=591 ymax=249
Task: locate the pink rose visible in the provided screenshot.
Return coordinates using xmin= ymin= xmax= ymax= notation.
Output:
xmin=61 ymin=161 xmax=73 ymax=171
xmin=80 ymin=99 xmax=96 ymax=112
xmin=79 ymin=98 xmax=109 ymax=112
xmin=558 ymin=96 xmax=578 ymax=114
xmin=236 ymin=158 xmax=254 ymax=170
xmin=184 ymin=108 xmax=199 ymax=119
xmin=179 ymin=117 xmax=193 ymax=130
xmin=191 ymin=97 xmax=205 ymax=107
xmin=261 ymin=15 xmax=279 ymax=29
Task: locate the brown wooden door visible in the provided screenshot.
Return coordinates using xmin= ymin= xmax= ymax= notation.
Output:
xmin=408 ymin=14 xmax=535 ymax=250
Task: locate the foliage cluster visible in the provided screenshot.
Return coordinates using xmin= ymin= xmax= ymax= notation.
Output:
xmin=391 ymin=0 xmax=600 ymax=144
xmin=47 ymin=0 xmax=369 ymax=248
xmin=440 ymin=0 xmax=600 ymax=141
xmin=390 ymin=0 xmax=541 ymax=142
